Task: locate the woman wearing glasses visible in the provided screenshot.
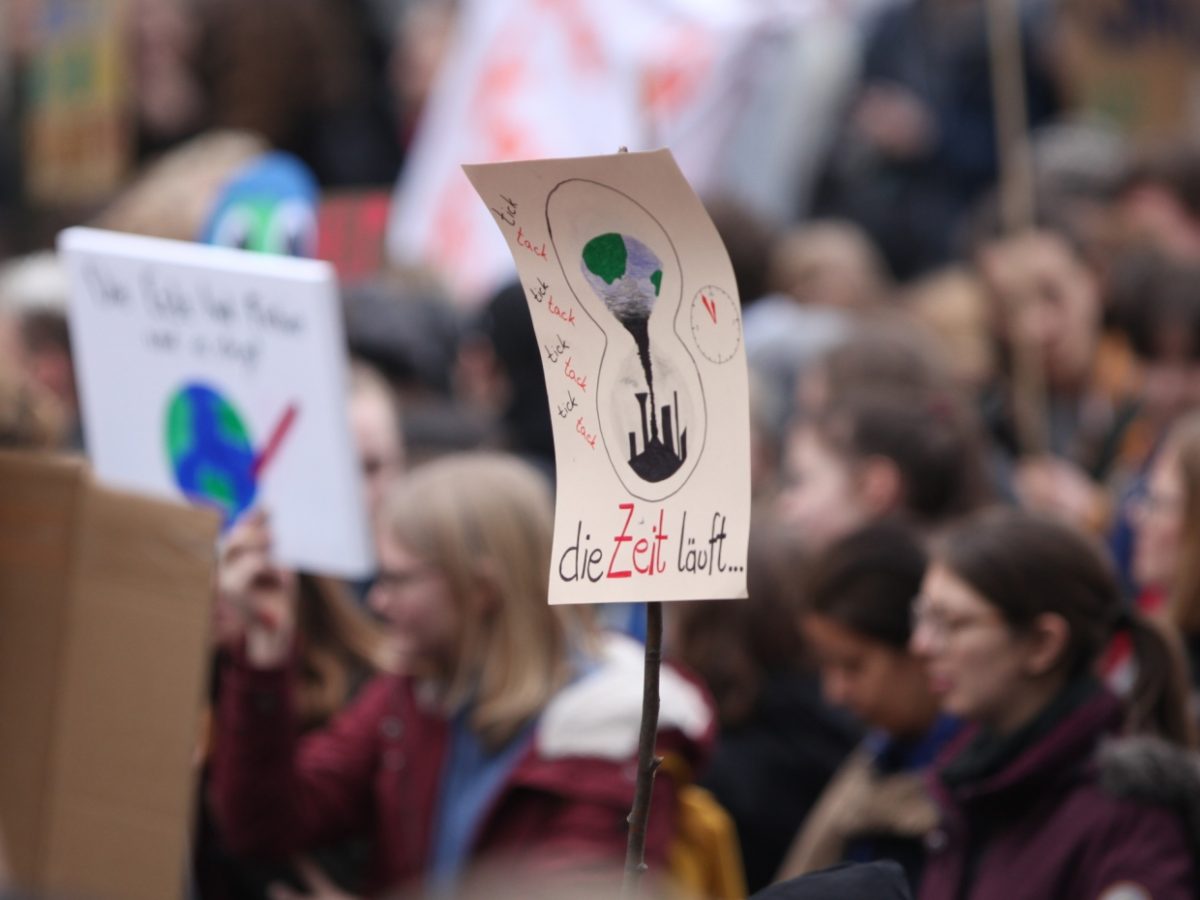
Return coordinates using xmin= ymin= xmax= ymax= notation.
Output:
xmin=1128 ymin=411 xmax=1200 ymax=706
xmin=912 ymin=509 xmax=1198 ymax=900
xmin=209 ymin=452 xmax=714 ymax=898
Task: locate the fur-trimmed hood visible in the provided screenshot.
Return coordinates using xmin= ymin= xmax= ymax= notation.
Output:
xmin=1099 ymin=735 xmax=1200 ymax=864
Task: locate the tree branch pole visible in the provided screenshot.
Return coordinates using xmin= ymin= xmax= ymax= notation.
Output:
xmin=985 ymin=0 xmax=1048 ymax=455
xmin=622 ymin=600 xmax=663 ymax=900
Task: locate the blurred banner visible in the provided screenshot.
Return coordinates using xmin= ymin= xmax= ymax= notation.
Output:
xmin=317 ymin=189 xmax=392 ymax=286
xmin=388 ymin=0 xmax=831 ymax=309
xmin=23 ymin=0 xmax=130 ymax=207
xmin=1059 ymin=0 xmax=1200 ymax=139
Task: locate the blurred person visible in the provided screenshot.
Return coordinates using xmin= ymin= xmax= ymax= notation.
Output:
xmin=974 ymin=228 xmax=1103 ymax=454
xmin=812 ymin=0 xmax=1059 ymax=279
xmin=195 ymin=0 xmax=402 ymax=186
xmin=0 ymin=253 xmax=79 ymax=448
xmin=1111 ymin=142 xmax=1200 ymax=264
xmin=779 ymin=386 xmax=988 ymax=552
xmin=1126 ymin=412 xmax=1200 ymax=703
xmin=0 ymin=355 xmax=65 ymax=451
xmin=753 ymin=861 xmax=913 ymax=900
xmin=765 ymin=221 xmax=889 ymax=313
xmin=347 ymin=360 xmax=405 ymax=528
xmin=912 ymin=509 xmax=1198 ymax=900
xmin=758 ymin=859 xmax=907 ymax=900
xmin=1026 ymin=252 xmax=1200 ymax=581
xmin=198 ymin=564 xmax=392 ymax=900
xmin=669 ymin=520 xmax=861 ymax=892
xmin=778 ymin=523 xmax=954 ymax=890
xmin=209 ymin=452 xmax=714 ymax=898
xmin=455 ymin=282 xmax=554 ymax=478
xmin=342 ymin=273 xmax=487 ymax=467
xmin=131 ymin=0 xmax=207 ymax=158
xmin=197 ymin=364 xmax=404 ymax=898
xmin=901 ymin=267 xmax=995 ymax=396
xmin=794 ymin=315 xmax=954 ymax=421
xmin=703 ymin=194 xmax=776 ymax=309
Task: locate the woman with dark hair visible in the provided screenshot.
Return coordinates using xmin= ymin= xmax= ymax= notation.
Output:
xmin=1130 ymin=411 xmax=1200 ymax=700
xmin=912 ymin=509 xmax=1199 ymax=900
xmin=671 ymin=522 xmax=861 ymax=892
xmin=778 ymin=522 xmax=956 ymax=890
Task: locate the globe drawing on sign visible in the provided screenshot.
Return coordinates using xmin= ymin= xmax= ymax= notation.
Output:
xmin=165 ymin=382 xmax=298 ymax=528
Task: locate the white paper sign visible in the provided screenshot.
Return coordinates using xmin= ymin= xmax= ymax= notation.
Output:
xmin=59 ymin=227 xmax=372 ymax=578
xmin=465 ymin=150 xmax=750 ymax=605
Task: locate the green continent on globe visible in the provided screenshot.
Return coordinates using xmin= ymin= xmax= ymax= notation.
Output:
xmin=164 ymin=383 xmax=258 ymax=529
xmin=582 ymin=233 xmax=628 ymax=285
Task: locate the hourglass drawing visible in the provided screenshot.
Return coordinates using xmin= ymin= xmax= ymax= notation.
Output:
xmin=547 ymin=179 xmax=706 ymax=501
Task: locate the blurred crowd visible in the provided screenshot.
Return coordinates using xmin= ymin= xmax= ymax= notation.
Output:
xmin=5 ymin=0 xmax=1200 ymax=899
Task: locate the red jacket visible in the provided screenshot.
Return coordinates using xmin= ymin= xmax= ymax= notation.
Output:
xmin=211 ymin=635 xmax=715 ymax=896
xmin=919 ymin=688 xmax=1197 ymax=900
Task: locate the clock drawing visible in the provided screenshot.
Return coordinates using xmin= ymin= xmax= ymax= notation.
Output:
xmin=689 ymin=285 xmax=741 ymax=364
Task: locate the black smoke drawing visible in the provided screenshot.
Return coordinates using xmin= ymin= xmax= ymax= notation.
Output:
xmin=581 ymin=232 xmax=686 ymax=483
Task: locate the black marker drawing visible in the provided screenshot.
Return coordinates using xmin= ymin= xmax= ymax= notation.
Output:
xmin=546 ymin=179 xmax=707 ymax=502
xmin=580 ymin=233 xmax=686 ymax=482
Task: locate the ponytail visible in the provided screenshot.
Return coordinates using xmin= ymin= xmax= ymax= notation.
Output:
xmin=1121 ymin=611 xmax=1198 ymax=749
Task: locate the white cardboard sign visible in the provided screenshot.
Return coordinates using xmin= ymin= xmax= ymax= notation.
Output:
xmin=59 ymin=227 xmax=372 ymax=578
xmin=465 ymin=150 xmax=750 ymax=605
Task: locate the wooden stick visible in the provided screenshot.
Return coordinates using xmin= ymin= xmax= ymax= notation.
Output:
xmin=984 ymin=0 xmax=1048 ymax=455
xmin=622 ymin=601 xmax=663 ymax=900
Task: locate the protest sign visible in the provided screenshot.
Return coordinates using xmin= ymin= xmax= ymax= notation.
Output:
xmin=465 ymin=149 xmax=750 ymax=605
xmin=0 ymin=451 xmax=218 ymax=900
xmin=58 ymin=227 xmax=373 ymax=578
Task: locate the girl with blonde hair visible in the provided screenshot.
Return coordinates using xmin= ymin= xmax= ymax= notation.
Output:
xmin=210 ymin=452 xmax=713 ymax=898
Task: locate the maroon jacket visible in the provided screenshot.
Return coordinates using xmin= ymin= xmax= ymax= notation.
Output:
xmin=919 ymin=688 xmax=1196 ymax=900
xmin=211 ymin=636 xmax=715 ymax=896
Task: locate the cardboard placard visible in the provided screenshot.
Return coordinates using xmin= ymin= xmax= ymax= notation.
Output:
xmin=465 ymin=149 xmax=750 ymax=605
xmin=59 ymin=226 xmax=373 ymax=578
xmin=0 ymin=451 xmax=219 ymax=900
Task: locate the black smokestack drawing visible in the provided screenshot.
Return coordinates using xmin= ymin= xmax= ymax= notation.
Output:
xmin=582 ymin=232 xmax=685 ymax=482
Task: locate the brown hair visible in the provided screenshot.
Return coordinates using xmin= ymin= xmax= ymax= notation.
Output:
xmin=381 ymin=452 xmax=587 ymax=749
xmin=810 ymin=386 xmax=989 ymax=528
xmin=805 ymin=520 xmax=928 ymax=651
xmin=939 ymin=508 xmax=1196 ymax=748
xmin=670 ymin=519 xmax=810 ymax=726
xmin=293 ymin=574 xmax=391 ymax=728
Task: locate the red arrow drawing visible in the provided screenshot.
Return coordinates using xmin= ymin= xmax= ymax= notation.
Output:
xmin=701 ymin=294 xmax=717 ymax=324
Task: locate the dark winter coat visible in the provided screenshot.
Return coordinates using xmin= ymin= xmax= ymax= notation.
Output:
xmin=920 ymin=687 xmax=1199 ymax=900
xmin=752 ymin=861 xmax=913 ymax=900
xmin=211 ymin=634 xmax=714 ymax=897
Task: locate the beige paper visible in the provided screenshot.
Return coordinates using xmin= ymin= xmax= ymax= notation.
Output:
xmin=465 ymin=150 xmax=750 ymax=604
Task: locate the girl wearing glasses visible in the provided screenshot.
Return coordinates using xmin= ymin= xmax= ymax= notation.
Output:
xmin=209 ymin=452 xmax=713 ymax=898
xmin=912 ymin=509 xmax=1198 ymax=900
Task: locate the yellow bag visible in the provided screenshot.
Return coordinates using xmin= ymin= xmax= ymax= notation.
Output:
xmin=663 ymin=756 xmax=747 ymax=900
